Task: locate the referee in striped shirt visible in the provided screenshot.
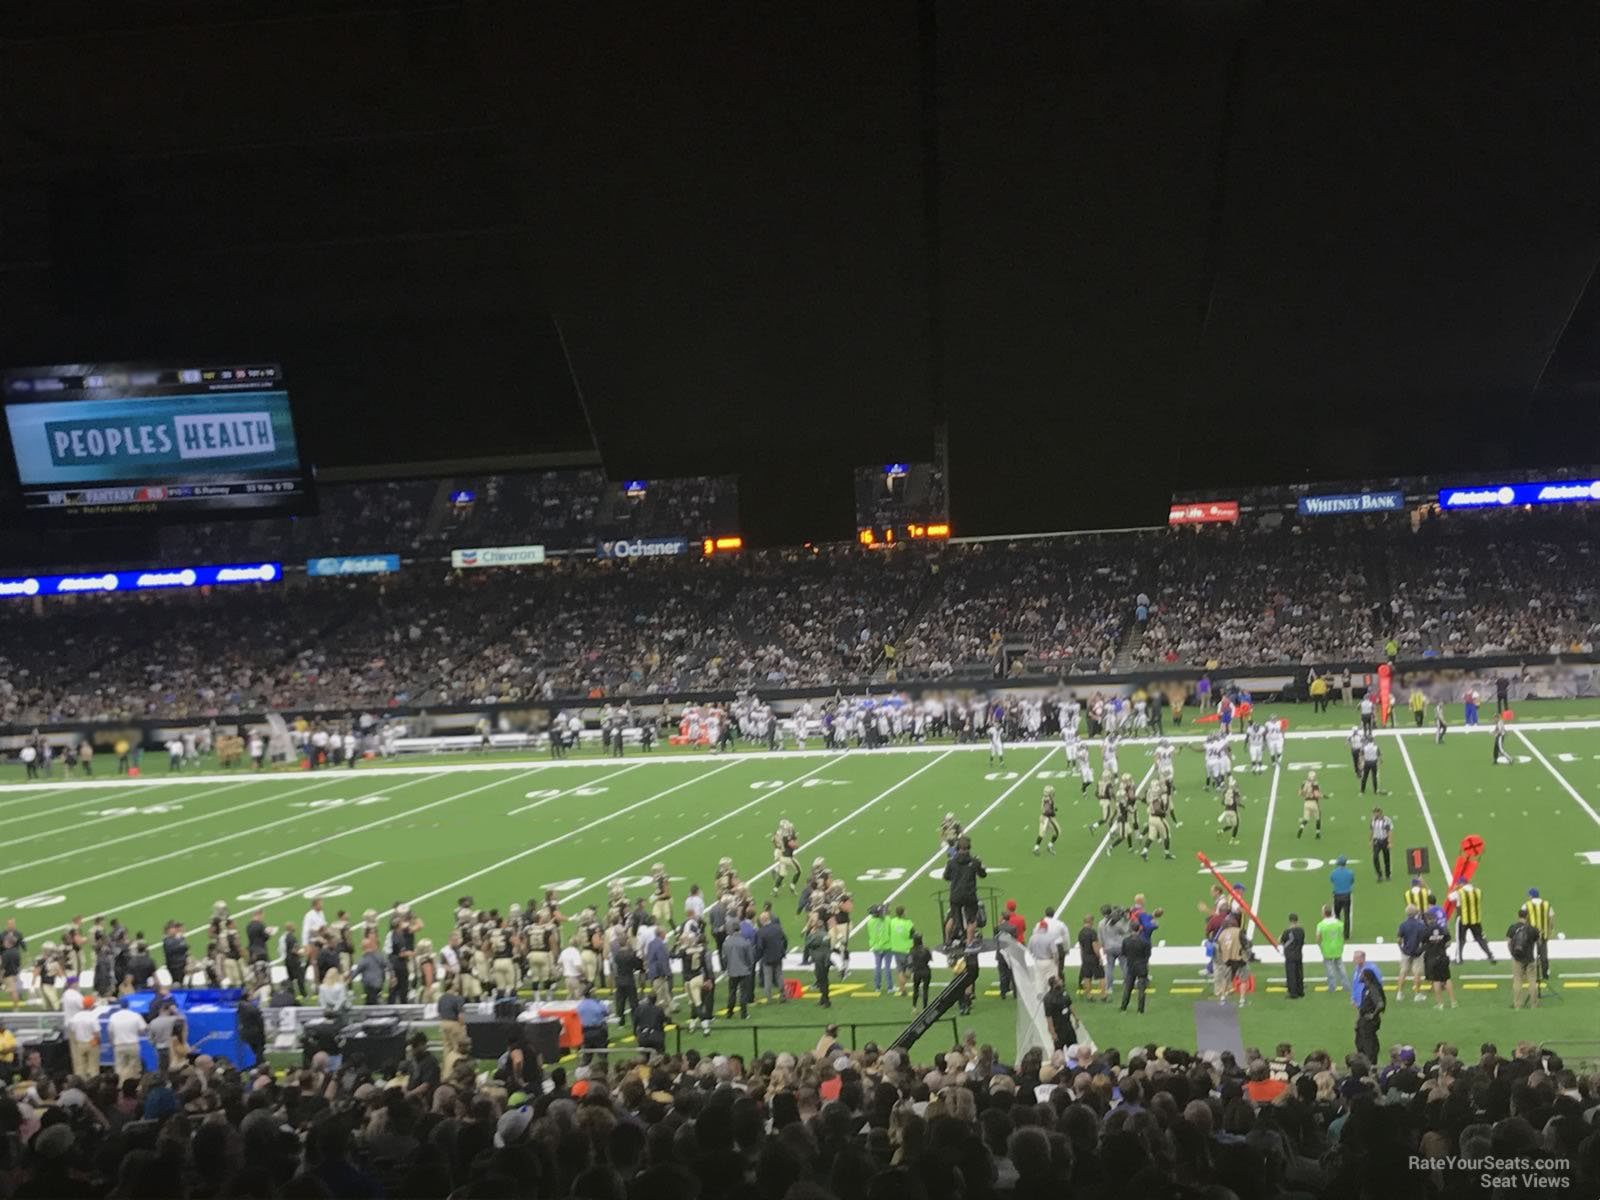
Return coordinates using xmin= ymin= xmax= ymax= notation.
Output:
xmin=1525 ymin=888 xmax=1555 ymax=982
xmin=1452 ymin=881 xmax=1495 ymax=964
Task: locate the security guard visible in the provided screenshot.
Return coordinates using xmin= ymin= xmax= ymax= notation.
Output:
xmin=1525 ymin=888 xmax=1555 ymax=982
xmin=1404 ymin=877 xmax=1432 ymax=914
xmin=1453 ymin=880 xmax=1495 ymax=964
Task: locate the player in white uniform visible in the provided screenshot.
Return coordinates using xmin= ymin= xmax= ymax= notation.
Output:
xmin=1152 ymin=738 xmax=1175 ymax=783
xmin=1246 ymin=721 xmax=1266 ymax=773
xmin=1266 ymin=717 xmax=1286 ymax=767
xmin=793 ymin=702 xmax=812 ymax=750
xmin=1062 ymin=697 xmax=1081 ymax=739
xmin=1076 ymin=744 xmax=1094 ymax=793
xmin=1202 ymin=734 xmax=1220 ymax=789
xmin=988 ymin=722 xmax=1005 ymax=766
xmin=1102 ymin=733 xmax=1120 ymax=777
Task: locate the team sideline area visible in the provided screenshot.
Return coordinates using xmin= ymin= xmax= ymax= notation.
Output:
xmin=7 ymin=707 xmax=1596 ymax=1063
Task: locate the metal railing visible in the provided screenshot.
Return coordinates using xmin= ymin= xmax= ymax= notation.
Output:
xmin=670 ymin=1017 xmax=959 ymax=1060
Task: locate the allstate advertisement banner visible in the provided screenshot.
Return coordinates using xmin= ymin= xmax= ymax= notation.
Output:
xmin=1439 ymin=480 xmax=1600 ymax=509
xmin=306 ymin=554 xmax=401 ymax=576
xmin=1298 ymin=491 xmax=1406 ymax=517
xmin=597 ymin=538 xmax=690 ymax=559
xmin=4 ymin=393 xmax=301 ymax=484
xmin=451 ymin=544 xmax=546 ymax=569
xmin=0 ymin=561 xmax=280 ymax=599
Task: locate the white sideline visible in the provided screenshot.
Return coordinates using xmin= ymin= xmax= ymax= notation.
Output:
xmin=828 ymin=938 xmax=1600 ymax=970
xmin=0 ymin=716 xmax=1586 ymax=793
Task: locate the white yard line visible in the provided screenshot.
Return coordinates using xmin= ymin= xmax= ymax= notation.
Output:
xmin=0 ymin=776 xmax=278 ymax=851
xmin=729 ymin=750 xmax=957 ymax=899
xmin=188 ymin=861 xmax=386 ymax=934
xmin=793 ymin=750 xmax=955 ymax=857
xmin=0 ymin=717 xmax=1594 ymax=791
xmin=1514 ymin=731 xmax=1600 ymax=829
xmin=555 ymin=757 xmax=845 ymax=907
xmin=1392 ymin=732 xmax=1452 ymax=882
xmin=18 ymin=774 xmax=441 ymax=905
xmin=1248 ymin=761 xmax=1283 ymax=919
xmin=1052 ymin=764 xmax=1157 ymax=919
xmin=0 ymin=780 xmax=180 ymax=819
xmin=0 ymin=784 xmax=190 ymax=832
xmin=36 ymin=768 xmax=550 ymax=937
xmin=420 ymin=758 xmax=757 ymax=909
xmin=506 ymin=763 xmax=640 ymax=815
xmin=865 ymin=748 xmax=1058 ymax=929
xmin=0 ymin=778 xmax=315 ymax=874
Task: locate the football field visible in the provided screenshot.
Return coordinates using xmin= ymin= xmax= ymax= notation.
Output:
xmin=5 ymin=707 xmax=1600 ymax=1060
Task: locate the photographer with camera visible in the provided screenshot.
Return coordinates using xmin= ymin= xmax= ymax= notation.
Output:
xmin=942 ymin=836 xmax=987 ymax=942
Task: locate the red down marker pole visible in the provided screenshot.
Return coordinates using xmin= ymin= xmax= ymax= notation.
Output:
xmin=1196 ymin=851 xmax=1278 ymax=947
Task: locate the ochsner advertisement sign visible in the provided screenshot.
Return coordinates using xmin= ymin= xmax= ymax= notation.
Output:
xmin=450 ymin=544 xmax=546 ymax=569
xmin=1297 ymin=491 xmax=1406 ymax=517
xmin=597 ymin=538 xmax=690 ymax=559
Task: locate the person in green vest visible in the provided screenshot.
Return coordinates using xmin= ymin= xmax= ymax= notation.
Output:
xmin=1316 ymin=903 xmax=1348 ymax=992
xmin=887 ymin=906 xmax=915 ymax=998
xmin=866 ymin=905 xmax=894 ymax=995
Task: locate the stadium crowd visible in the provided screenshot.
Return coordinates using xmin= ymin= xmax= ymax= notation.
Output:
xmin=1 ymin=504 xmax=1599 ymax=725
xmin=0 ymin=1003 xmax=1593 ymax=1197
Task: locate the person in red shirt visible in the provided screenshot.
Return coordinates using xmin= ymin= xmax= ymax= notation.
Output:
xmin=1244 ymin=1058 xmax=1287 ymax=1103
xmin=1003 ymin=900 xmax=1027 ymax=942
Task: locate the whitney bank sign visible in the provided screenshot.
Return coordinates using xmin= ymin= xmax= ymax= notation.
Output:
xmin=1297 ymin=491 xmax=1406 ymax=517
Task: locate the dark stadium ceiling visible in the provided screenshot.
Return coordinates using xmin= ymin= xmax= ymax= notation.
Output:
xmin=2 ymin=1 xmax=1599 ymax=540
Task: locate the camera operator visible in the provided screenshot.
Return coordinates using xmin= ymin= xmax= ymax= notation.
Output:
xmin=942 ymin=836 xmax=988 ymax=942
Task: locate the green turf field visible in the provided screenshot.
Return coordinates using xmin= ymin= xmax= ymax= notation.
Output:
xmin=4 ymin=699 xmax=1598 ymax=1064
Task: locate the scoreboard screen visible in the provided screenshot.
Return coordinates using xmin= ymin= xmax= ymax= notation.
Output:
xmin=1 ymin=361 xmax=313 ymax=521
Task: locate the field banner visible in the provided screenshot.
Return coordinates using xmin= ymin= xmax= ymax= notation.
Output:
xmin=306 ymin=555 xmax=401 ymax=576
xmin=451 ymin=545 xmax=546 ymax=569
xmin=596 ymin=538 xmax=690 ymax=559
xmin=1297 ymin=491 xmax=1406 ymax=517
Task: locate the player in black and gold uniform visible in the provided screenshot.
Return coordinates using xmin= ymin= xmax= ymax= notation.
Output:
xmin=1217 ymin=779 xmax=1243 ymax=844
xmin=1033 ymin=787 xmax=1060 ymax=856
xmin=1106 ymin=786 xmax=1139 ymax=855
xmin=1140 ymin=777 xmax=1175 ymax=861
xmin=771 ymin=820 xmax=801 ymax=893
xmin=1090 ymin=770 xmax=1115 ymax=831
xmin=1297 ymin=772 xmax=1323 ymax=840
